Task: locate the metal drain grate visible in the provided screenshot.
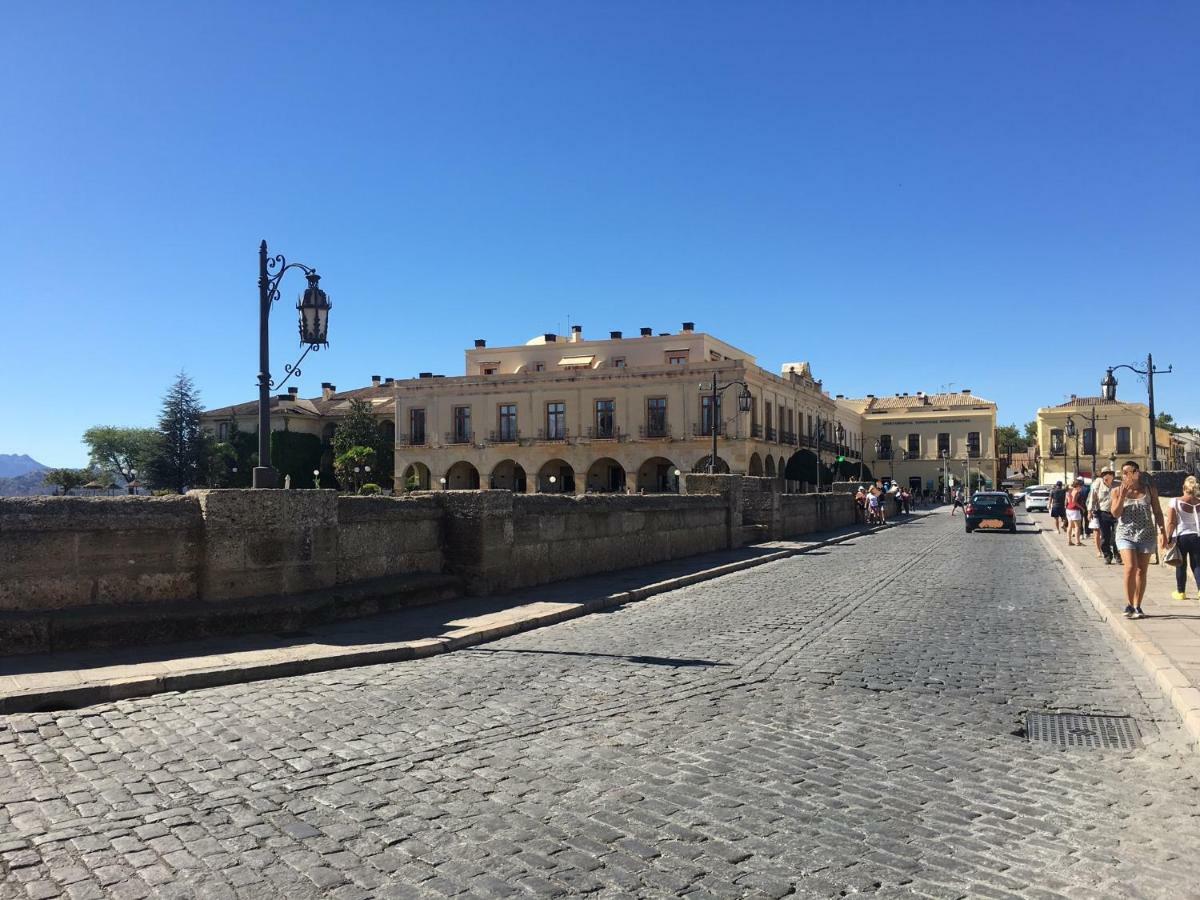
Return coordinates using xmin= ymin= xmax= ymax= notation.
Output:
xmin=1025 ymin=713 xmax=1141 ymax=750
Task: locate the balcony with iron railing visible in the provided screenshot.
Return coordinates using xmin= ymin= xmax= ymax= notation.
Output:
xmin=397 ymin=432 xmax=427 ymax=447
xmin=751 ymin=423 xmax=763 ymax=439
xmin=766 ymin=426 xmax=777 ymax=442
xmin=536 ymin=426 xmax=569 ymax=442
xmin=445 ymin=431 xmax=474 ymax=445
xmin=488 ymin=429 xmax=521 ymax=444
xmin=692 ymin=423 xmax=725 ymax=438
xmin=586 ymin=425 xmax=620 ymax=440
xmin=639 ymin=423 xmax=671 ymax=439
xmin=781 ymin=430 xmax=797 ymax=446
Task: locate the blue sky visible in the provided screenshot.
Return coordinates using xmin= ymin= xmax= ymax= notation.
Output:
xmin=4 ymin=3 xmax=1197 ymax=467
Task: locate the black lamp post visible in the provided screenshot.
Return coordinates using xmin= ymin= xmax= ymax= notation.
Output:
xmin=1102 ymin=355 xmax=1171 ymax=471
xmin=255 ymin=240 xmax=331 ymax=488
xmin=1065 ymin=416 xmax=1080 ymax=481
xmin=700 ymin=372 xmax=753 ymax=474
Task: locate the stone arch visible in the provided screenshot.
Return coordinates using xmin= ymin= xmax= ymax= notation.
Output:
xmin=537 ymin=458 xmax=575 ymax=493
xmin=764 ymin=455 xmax=776 ymax=477
xmin=784 ymin=449 xmax=819 ymax=484
xmin=747 ymin=453 xmax=764 ymax=477
xmin=635 ymin=456 xmax=679 ymax=493
xmin=489 ymin=459 xmax=527 ymax=492
xmin=401 ymin=462 xmax=431 ymax=491
xmin=692 ymin=454 xmax=730 ymax=474
xmin=444 ymin=461 xmax=480 ymax=490
xmin=586 ymin=457 xmax=627 ymax=493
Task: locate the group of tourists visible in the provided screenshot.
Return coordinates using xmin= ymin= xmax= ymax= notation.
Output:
xmin=1047 ymin=463 xmax=1200 ymax=619
xmin=853 ymin=481 xmax=918 ymax=525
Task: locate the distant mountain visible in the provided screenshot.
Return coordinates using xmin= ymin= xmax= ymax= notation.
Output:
xmin=0 ymin=454 xmax=50 ymax=478
xmin=0 ymin=470 xmax=50 ymax=497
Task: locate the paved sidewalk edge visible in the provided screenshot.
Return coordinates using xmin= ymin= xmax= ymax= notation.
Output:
xmin=1039 ymin=528 xmax=1200 ymax=752
xmin=1 ymin=523 xmax=884 ymax=715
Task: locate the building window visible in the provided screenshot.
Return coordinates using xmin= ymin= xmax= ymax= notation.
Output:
xmin=595 ymin=399 xmax=615 ymax=438
xmin=1116 ymin=426 xmax=1131 ymax=454
xmin=907 ymin=433 xmax=919 ymax=456
xmin=667 ymin=353 xmax=688 ymax=366
xmin=1050 ymin=429 xmax=1064 ymax=455
xmin=611 ymin=357 xmax=626 ymax=368
xmin=879 ymin=434 xmax=893 ymax=459
xmin=497 ymin=404 xmax=517 ymax=441
xmin=545 ymin=402 xmax=566 ymax=439
xmin=967 ymin=431 xmax=981 ymax=458
xmin=452 ymin=406 xmax=471 ymax=443
xmin=218 ymin=422 xmax=229 ymax=441
xmin=482 ymin=367 xmax=497 ymax=375
xmin=646 ymin=397 xmax=668 ymax=437
xmin=409 ymin=408 xmax=426 ymax=445
xmin=1083 ymin=428 xmax=1096 ymax=456
xmin=701 ymin=395 xmax=721 ymax=436
xmin=938 ymin=432 xmax=951 ymax=457
xmin=534 ymin=362 xmax=545 ymax=372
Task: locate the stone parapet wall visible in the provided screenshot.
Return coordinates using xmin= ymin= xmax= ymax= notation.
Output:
xmin=0 ymin=479 xmax=857 ymax=654
xmin=0 ymin=496 xmax=204 ymax=613
xmin=510 ymin=494 xmax=727 ymax=590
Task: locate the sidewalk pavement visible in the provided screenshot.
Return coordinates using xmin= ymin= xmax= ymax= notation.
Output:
xmin=1039 ymin=520 xmax=1200 ymax=751
xmin=0 ymin=518 xmax=906 ymax=714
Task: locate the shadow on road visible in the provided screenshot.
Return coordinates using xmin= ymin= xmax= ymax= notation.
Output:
xmin=465 ymin=647 xmax=731 ymax=667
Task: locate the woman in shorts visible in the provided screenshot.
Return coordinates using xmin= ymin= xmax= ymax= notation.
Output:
xmin=1111 ymin=461 xmax=1165 ymax=619
xmin=1065 ymin=478 xmax=1086 ymax=546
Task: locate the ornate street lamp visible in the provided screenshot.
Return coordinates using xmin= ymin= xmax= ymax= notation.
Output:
xmin=254 ymin=240 xmax=332 ymax=489
xmin=699 ymin=373 xmax=753 ymax=474
xmin=1065 ymin=416 xmax=1080 ymax=482
xmin=1102 ymin=356 xmax=1171 ymax=470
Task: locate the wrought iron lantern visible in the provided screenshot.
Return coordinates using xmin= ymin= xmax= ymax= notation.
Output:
xmin=737 ymin=387 xmax=753 ymax=413
xmin=298 ymin=272 xmax=331 ymax=346
xmin=1100 ymin=368 xmax=1117 ymax=402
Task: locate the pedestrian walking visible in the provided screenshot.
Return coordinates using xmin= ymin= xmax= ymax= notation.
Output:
xmin=1049 ymin=481 xmax=1067 ymax=533
xmin=1163 ymin=475 xmax=1200 ymax=602
xmin=951 ymin=488 xmax=965 ymax=517
xmin=1111 ymin=461 xmax=1165 ymax=619
xmin=1065 ymin=478 xmax=1086 ymax=546
xmin=1089 ymin=465 xmax=1118 ymax=564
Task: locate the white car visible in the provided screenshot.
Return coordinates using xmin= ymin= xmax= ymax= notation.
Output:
xmin=1025 ymin=486 xmax=1051 ymax=512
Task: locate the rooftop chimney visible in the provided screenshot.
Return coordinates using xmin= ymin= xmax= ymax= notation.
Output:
xmin=288 ymin=387 xmax=299 ymax=395
xmin=418 ymin=372 xmax=433 ymax=379
xmin=570 ymin=325 xmax=582 ymax=343
xmin=371 ymin=375 xmax=381 ymax=387
xmin=277 ymin=393 xmax=294 ymax=402
xmin=322 ymin=383 xmax=335 ymax=400
xmin=610 ymin=330 xmax=622 ymax=340
xmin=474 ymin=339 xmax=486 ymax=348
xmin=544 ymin=333 xmax=557 ymax=342
xmin=384 ymin=377 xmax=394 ymax=385
xmin=682 ymin=322 xmax=695 ymax=332
xmin=640 ymin=327 xmax=652 ymax=337
xmin=961 ymin=388 xmax=971 ymax=394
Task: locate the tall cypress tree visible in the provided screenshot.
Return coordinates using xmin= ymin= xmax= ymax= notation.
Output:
xmin=148 ymin=371 xmax=209 ymax=493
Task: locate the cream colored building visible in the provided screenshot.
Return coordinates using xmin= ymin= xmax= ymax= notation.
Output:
xmin=835 ymin=391 xmax=999 ymax=494
xmin=1035 ymin=394 xmax=1170 ymax=483
xmin=393 ymin=324 xmax=866 ymax=492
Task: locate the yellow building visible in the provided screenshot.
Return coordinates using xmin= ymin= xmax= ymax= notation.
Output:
xmin=836 ymin=391 xmax=998 ymax=494
xmin=1035 ymin=394 xmax=1168 ymax=483
xmin=393 ymin=324 xmax=866 ymax=492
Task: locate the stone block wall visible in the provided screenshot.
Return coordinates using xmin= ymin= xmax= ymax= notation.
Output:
xmin=509 ymin=494 xmax=728 ymax=590
xmin=336 ymin=495 xmax=443 ymax=584
xmin=0 ymin=496 xmax=204 ymax=613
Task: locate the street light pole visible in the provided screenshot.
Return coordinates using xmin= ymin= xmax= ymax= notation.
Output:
xmin=701 ymin=371 xmax=753 ymax=475
xmin=255 ymin=240 xmax=332 ymax=488
xmin=1102 ymin=354 xmax=1172 ymax=471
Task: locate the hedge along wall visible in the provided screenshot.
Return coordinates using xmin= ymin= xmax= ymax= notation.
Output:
xmin=509 ymin=493 xmax=729 ymax=590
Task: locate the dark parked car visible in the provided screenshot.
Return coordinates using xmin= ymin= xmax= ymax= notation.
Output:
xmin=965 ymin=491 xmax=1017 ymax=533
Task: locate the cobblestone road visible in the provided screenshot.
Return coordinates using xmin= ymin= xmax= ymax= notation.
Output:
xmin=3 ymin=512 xmax=1199 ymax=899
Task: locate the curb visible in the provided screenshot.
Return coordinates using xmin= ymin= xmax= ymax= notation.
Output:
xmin=1039 ymin=527 xmax=1200 ymax=751
xmin=1 ymin=523 xmax=883 ymax=715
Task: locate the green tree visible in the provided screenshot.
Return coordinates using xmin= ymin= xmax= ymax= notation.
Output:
xmin=996 ymin=424 xmax=1026 ymax=462
xmin=83 ymin=425 xmax=161 ymax=485
xmin=332 ymin=399 xmax=382 ymax=459
xmin=42 ymin=467 xmax=94 ymax=497
xmin=1022 ymin=420 xmax=1039 ymax=446
xmin=270 ymin=430 xmax=323 ymax=488
xmin=334 ymin=446 xmax=377 ymax=492
xmin=146 ymin=372 xmax=210 ymax=493
xmin=1156 ymin=412 xmax=1179 ymax=431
